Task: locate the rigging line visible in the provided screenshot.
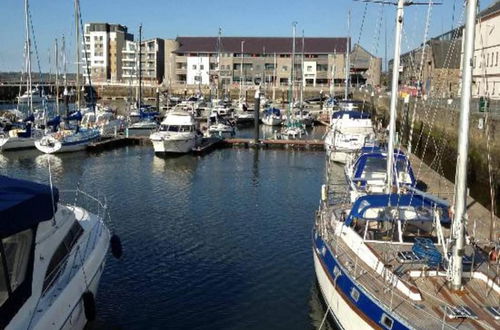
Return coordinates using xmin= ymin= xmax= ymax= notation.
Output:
xmin=28 ymin=5 xmax=43 ymax=85
xmin=411 ymin=4 xmax=466 ymax=179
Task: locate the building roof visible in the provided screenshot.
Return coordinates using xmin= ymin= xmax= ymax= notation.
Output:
xmin=174 ymin=37 xmax=349 ymax=54
xmin=479 ymin=0 xmax=500 ymax=20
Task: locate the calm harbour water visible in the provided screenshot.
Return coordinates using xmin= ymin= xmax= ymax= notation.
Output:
xmin=0 ymin=140 xmax=337 ymax=329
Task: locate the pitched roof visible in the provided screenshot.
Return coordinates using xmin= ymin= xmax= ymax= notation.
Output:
xmin=174 ymin=37 xmax=349 ymax=54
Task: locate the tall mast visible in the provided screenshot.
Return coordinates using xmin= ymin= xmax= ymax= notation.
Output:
xmin=239 ymin=40 xmax=245 ymax=101
xmin=290 ymin=21 xmax=297 ymax=118
xmin=450 ymin=0 xmax=477 ymax=291
xmin=216 ymin=27 xmax=222 ymax=99
xmin=138 ymin=24 xmax=142 ymax=108
xmin=385 ymin=0 xmax=405 ymax=192
xmin=55 ymin=38 xmax=60 ymax=115
xmin=344 ymin=10 xmax=351 ymax=100
xmin=24 ymin=0 xmax=33 ymax=113
xmin=75 ymin=0 xmax=80 ymax=109
xmin=272 ymin=52 xmax=277 ymax=102
xmin=62 ymin=35 xmax=67 ymax=90
xmin=300 ymin=30 xmax=305 ymax=112
xmin=331 ymin=49 xmax=336 ymax=97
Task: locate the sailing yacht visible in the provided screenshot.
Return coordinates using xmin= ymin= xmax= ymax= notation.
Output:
xmin=313 ymin=1 xmax=500 ymax=329
xmin=0 ymin=175 xmax=111 ymax=329
xmin=0 ymin=1 xmax=44 ymax=152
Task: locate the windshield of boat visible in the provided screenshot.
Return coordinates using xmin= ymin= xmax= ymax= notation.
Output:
xmin=359 ymin=157 xmax=411 ymax=182
xmin=0 ymin=229 xmax=33 ymax=307
xmin=160 ymin=125 xmax=192 ymax=132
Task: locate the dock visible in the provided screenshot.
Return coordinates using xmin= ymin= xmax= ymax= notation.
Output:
xmin=87 ymin=136 xmax=150 ymax=152
xmin=224 ymin=138 xmax=325 ymax=150
xmin=192 ymin=137 xmax=223 ymax=154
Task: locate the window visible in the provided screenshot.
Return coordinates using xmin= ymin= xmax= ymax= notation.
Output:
xmin=43 ymin=222 xmax=83 ymax=292
xmin=200 ymin=65 xmax=204 ymax=70
xmin=380 ymin=314 xmax=394 ymax=329
xmin=2 ymin=229 xmax=32 ymax=293
xmin=282 ymin=65 xmax=288 ymax=71
xmin=194 ymin=76 xmax=201 ymax=82
xmin=350 ymin=287 xmax=360 ymax=302
xmin=192 ymin=65 xmax=197 ymax=70
xmin=307 ymin=66 xmax=313 ymax=72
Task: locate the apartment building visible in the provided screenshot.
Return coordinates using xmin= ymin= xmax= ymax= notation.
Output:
xmin=165 ymin=37 xmax=375 ymax=89
xmin=82 ymin=23 xmax=134 ymax=83
xmin=82 ymin=23 xmax=165 ymax=85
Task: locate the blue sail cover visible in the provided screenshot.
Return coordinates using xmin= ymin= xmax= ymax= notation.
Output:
xmin=23 ymin=114 xmax=35 ymax=123
xmin=344 ymin=193 xmax=450 ymax=226
xmin=65 ymin=111 xmax=82 ymax=121
xmin=332 ymin=111 xmax=371 ymax=119
xmin=0 ymin=176 xmax=59 ymax=237
xmin=47 ymin=115 xmax=61 ymax=127
xmin=264 ymin=107 xmax=281 ymax=116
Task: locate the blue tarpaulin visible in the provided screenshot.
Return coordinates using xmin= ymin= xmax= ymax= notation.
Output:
xmin=344 ymin=193 xmax=450 ymax=226
xmin=332 ymin=111 xmax=371 ymax=119
xmin=0 ymin=175 xmax=59 ymax=237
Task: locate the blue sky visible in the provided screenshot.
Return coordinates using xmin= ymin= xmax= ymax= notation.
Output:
xmin=0 ymin=0 xmax=493 ymax=72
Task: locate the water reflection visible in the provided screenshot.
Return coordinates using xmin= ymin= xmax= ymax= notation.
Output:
xmin=309 ymin=281 xmax=338 ymax=330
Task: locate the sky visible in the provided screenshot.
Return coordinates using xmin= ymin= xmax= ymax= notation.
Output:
xmin=0 ymin=0 xmax=495 ymax=72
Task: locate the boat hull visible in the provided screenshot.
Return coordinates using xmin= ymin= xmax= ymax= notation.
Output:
xmin=35 ymin=133 xmax=100 ymax=154
xmin=312 ymin=232 xmax=409 ymax=330
xmin=262 ymin=116 xmax=283 ymax=126
xmin=0 ymin=136 xmax=36 ymax=151
xmin=151 ymin=137 xmax=195 ymax=154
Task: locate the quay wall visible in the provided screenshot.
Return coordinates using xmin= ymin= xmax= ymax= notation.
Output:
xmin=354 ymin=90 xmax=500 ymax=213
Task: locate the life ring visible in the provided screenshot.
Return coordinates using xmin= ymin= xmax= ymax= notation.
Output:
xmin=82 ymin=291 xmax=96 ymax=321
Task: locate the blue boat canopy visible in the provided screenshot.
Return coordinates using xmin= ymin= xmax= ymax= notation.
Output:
xmin=0 ymin=176 xmax=59 ymax=237
xmin=65 ymin=110 xmax=82 ymax=121
xmin=344 ymin=193 xmax=450 ymax=226
xmin=23 ymin=114 xmax=35 ymax=123
xmin=264 ymin=107 xmax=281 ymax=116
xmin=332 ymin=111 xmax=370 ymax=119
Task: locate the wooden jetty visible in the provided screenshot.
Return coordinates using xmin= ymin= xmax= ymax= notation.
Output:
xmin=192 ymin=137 xmax=223 ymax=155
xmin=224 ymin=138 xmax=325 ymax=150
xmin=87 ymin=136 xmax=150 ymax=152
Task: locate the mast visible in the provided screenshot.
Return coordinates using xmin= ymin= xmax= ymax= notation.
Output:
xmin=450 ymin=0 xmax=477 ymax=291
xmin=331 ymin=49 xmax=336 ymax=98
xmin=216 ymin=27 xmax=222 ymax=100
xmin=75 ymin=0 xmax=80 ymax=109
xmin=344 ymin=10 xmax=351 ymax=100
xmin=240 ymin=40 xmax=245 ymax=101
xmin=300 ymin=30 xmax=305 ymax=114
xmin=55 ymin=39 xmax=60 ymax=115
xmin=272 ymin=52 xmax=277 ymax=102
xmin=290 ymin=21 xmax=297 ymax=120
xmin=24 ymin=0 xmax=33 ymax=113
xmin=386 ymin=0 xmax=405 ymax=192
xmin=138 ymin=24 xmax=142 ymax=108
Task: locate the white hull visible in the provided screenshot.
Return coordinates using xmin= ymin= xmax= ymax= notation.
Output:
xmin=313 ymin=250 xmax=372 ymax=330
xmin=262 ymin=116 xmax=283 ymax=126
xmin=151 ymin=137 xmax=195 ymax=153
xmin=8 ymin=204 xmax=110 ymax=330
xmin=35 ymin=132 xmax=100 ymax=154
xmin=0 ymin=136 xmax=36 ymax=151
xmin=328 ymin=150 xmax=350 ymax=164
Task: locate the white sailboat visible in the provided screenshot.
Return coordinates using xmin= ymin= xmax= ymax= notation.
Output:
xmin=313 ymin=2 xmax=500 ymax=329
xmin=0 ymin=0 xmax=44 ymax=152
xmin=35 ymin=0 xmax=101 ymax=154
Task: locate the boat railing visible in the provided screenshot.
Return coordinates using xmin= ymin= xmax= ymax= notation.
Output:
xmin=59 ymin=188 xmax=110 ymax=222
xmin=39 ymin=203 xmax=106 ymax=304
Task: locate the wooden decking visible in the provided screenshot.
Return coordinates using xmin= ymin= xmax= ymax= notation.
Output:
xmin=223 ymin=138 xmax=325 ymax=150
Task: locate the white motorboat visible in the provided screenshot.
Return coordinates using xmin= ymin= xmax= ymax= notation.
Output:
xmin=281 ymin=125 xmax=305 ymax=140
xmin=81 ymin=110 xmax=124 ymax=136
xmin=261 ymin=107 xmax=283 ymax=126
xmin=150 ymin=111 xmax=200 ymax=154
xmin=35 ymin=128 xmax=100 ymax=154
xmin=128 ymin=119 xmax=158 ymax=130
xmin=0 ymin=124 xmax=44 ymax=151
xmin=234 ymin=109 xmax=255 ymax=125
xmin=294 ymin=109 xmax=314 ymax=127
xmin=0 ymin=174 xmax=113 ymax=329
xmin=324 ymin=110 xmax=375 ymax=164
xmin=16 ymin=88 xmax=45 ymax=104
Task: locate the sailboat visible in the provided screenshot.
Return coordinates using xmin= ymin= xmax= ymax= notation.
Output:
xmin=281 ymin=22 xmax=306 ymax=140
xmin=0 ymin=0 xmax=45 ymax=151
xmin=35 ymin=0 xmax=100 ymax=154
xmin=313 ymin=1 xmax=500 ymax=329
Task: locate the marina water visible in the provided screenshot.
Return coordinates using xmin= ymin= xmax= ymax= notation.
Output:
xmin=0 ymin=139 xmax=338 ymax=329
